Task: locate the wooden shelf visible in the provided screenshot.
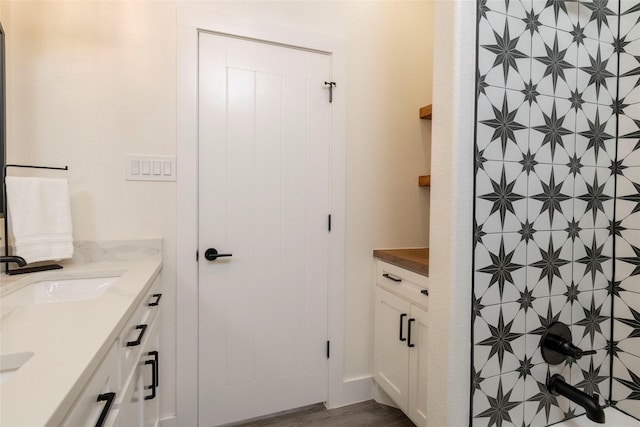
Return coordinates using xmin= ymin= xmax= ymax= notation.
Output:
xmin=418 ymin=175 xmax=430 ymax=187
xmin=419 ymin=104 xmax=432 ymax=120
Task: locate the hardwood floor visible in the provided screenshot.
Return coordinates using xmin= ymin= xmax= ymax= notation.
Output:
xmin=227 ymin=400 xmax=416 ymax=427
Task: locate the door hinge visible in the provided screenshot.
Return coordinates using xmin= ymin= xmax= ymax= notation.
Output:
xmin=328 ymin=214 xmax=332 ymax=232
xmin=196 ymin=250 xmax=199 ymax=262
xmin=326 ymin=340 xmax=330 ymax=359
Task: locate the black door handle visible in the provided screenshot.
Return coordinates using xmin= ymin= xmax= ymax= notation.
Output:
xmin=144 ymin=353 xmax=158 ymax=400
xmin=399 ymin=313 xmax=407 ymax=341
xmin=205 ymin=248 xmax=233 ymax=261
xmin=407 ymin=318 xmax=416 ymax=348
xmin=149 ymin=350 xmax=159 ymax=387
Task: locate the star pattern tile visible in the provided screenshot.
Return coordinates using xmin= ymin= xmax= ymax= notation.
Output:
xmin=532 ymin=103 xmax=573 ymax=158
xmin=480 ymin=96 xmax=528 ymax=156
xmin=482 ymin=25 xmax=528 ymax=83
xmin=478 ymin=167 xmax=526 ymax=227
xmin=535 ymin=35 xmax=574 ymax=92
xmin=530 ymin=240 xmax=570 ymax=292
xmin=473 ymin=1 xmax=640 ymax=425
xmin=531 ymin=171 xmax=571 ymax=224
xmin=477 ymin=308 xmax=524 ymax=370
xmin=476 ymin=380 xmax=522 ymax=427
xmin=578 ymin=112 xmax=614 ymax=162
xmin=477 ymin=238 xmax=525 ymax=299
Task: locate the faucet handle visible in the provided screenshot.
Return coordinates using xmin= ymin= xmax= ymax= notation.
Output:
xmin=541 ymin=322 xmax=595 ymax=364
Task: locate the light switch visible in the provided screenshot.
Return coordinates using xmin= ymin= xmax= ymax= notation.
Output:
xmin=153 ymin=161 xmax=161 ymax=175
xmin=126 ymin=154 xmax=176 ymax=182
xmin=141 ymin=161 xmax=151 ymax=175
xmin=163 ymin=161 xmax=172 ymax=176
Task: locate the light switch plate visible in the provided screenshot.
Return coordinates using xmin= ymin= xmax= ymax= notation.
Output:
xmin=126 ymin=155 xmax=176 ymax=181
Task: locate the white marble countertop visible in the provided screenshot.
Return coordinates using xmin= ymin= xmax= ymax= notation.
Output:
xmin=0 ymin=259 xmax=162 ymax=427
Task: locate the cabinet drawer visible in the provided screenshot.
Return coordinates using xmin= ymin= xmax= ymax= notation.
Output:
xmin=61 ymin=343 xmax=119 ymax=427
xmin=119 ymin=279 xmax=161 ymax=387
xmin=376 ymin=261 xmax=428 ymax=308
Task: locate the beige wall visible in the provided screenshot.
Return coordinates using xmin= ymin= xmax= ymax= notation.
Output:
xmin=3 ymin=0 xmax=432 ymax=418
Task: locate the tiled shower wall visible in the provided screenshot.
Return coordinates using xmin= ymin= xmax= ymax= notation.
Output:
xmin=473 ymin=1 xmax=621 ymax=426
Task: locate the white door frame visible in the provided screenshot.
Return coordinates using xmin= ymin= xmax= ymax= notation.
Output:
xmin=176 ymin=7 xmax=347 ymax=426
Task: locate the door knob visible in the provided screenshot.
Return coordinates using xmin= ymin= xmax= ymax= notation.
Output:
xmin=204 ymin=248 xmax=233 ymax=261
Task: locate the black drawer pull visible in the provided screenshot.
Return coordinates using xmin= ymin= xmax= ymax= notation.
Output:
xmin=421 ymin=289 xmax=429 ymax=296
xmin=399 ymin=313 xmax=407 ymax=342
xmin=126 ymin=324 xmax=148 ymax=347
xmin=144 ymin=353 xmax=158 ymax=400
xmin=95 ymin=392 xmax=116 ymax=427
xmin=382 ymin=273 xmax=402 ymax=283
xmin=148 ymin=293 xmax=162 ymax=307
xmin=407 ymin=318 xmax=416 ymax=348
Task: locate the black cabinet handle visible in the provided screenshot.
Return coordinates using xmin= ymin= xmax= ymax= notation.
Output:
xmin=407 ymin=318 xmax=416 ymax=348
xmin=399 ymin=313 xmax=407 ymax=341
xmin=126 ymin=324 xmax=148 ymax=347
xmin=144 ymin=356 xmax=158 ymax=400
xmin=205 ymin=248 xmax=232 ymax=261
xmin=149 ymin=350 xmax=159 ymax=387
xmin=148 ymin=293 xmax=162 ymax=307
xmin=421 ymin=289 xmax=429 ymax=296
xmin=382 ymin=273 xmax=401 ymax=283
xmin=95 ymin=392 xmax=116 ymax=427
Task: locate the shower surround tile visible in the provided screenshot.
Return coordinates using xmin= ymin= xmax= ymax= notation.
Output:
xmin=473 ymin=1 xmax=626 ymax=425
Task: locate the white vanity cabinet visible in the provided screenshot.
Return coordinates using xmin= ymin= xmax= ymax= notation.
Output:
xmin=373 ymin=260 xmax=428 ymax=427
xmin=60 ymin=277 xmax=162 ymax=427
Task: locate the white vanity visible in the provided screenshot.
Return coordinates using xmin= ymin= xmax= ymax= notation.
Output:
xmin=0 ymin=259 xmax=162 ymax=427
xmin=373 ymin=249 xmax=429 ymax=427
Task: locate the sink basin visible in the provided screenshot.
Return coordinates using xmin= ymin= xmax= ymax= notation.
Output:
xmin=2 ymin=275 xmax=121 ymax=305
xmin=0 ymin=351 xmax=34 ymax=384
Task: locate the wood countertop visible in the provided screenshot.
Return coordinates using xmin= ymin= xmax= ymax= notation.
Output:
xmin=373 ymin=248 xmax=429 ymax=276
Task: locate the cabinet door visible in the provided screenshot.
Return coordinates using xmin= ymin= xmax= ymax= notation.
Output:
xmin=374 ymin=287 xmax=411 ymax=411
xmin=408 ymin=304 xmax=428 ymax=427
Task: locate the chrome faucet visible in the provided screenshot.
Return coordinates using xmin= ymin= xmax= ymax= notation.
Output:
xmin=0 ymin=255 xmax=27 ymax=267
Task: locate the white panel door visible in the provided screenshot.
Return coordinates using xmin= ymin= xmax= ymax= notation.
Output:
xmin=197 ymin=32 xmax=331 ymax=427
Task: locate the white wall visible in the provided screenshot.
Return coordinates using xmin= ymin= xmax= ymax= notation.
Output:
xmin=427 ymin=2 xmax=475 ymax=425
xmin=4 ymin=0 xmax=432 ymax=418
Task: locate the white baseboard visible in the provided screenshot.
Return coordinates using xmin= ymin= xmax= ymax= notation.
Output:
xmin=159 ymin=415 xmax=177 ymax=427
xmin=163 ymin=377 xmax=372 ymax=424
xmin=326 ymin=375 xmax=373 ymax=409
xmin=372 ymin=381 xmax=398 ymax=408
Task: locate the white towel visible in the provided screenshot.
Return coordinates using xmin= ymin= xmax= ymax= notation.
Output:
xmin=5 ymin=176 xmax=74 ymax=264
